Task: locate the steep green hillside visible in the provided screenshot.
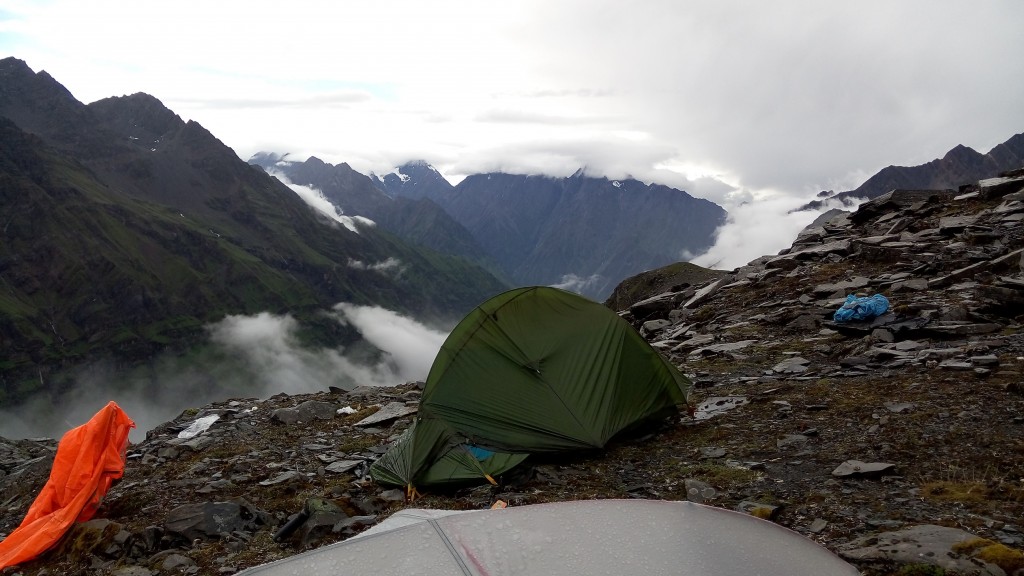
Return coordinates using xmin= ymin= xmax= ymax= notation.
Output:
xmin=0 ymin=59 xmax=508 ymax=405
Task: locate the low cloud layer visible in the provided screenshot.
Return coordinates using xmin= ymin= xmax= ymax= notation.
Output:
xmin=550 ymin=273 xmax=605 ymax=295
xmin=6 ymin=2 xmax=1019 ymax=201
xmin=267 ymin=169 xmax=375 ymax=233
xmin=0 ymin=305 xmax=449 ymax=442
xmin=347 ymin=257 xmax=405 ymax=276
xmin=691 ymin=194 xmax=852 ymax=270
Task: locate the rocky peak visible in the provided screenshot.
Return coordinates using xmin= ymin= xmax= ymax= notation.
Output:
xmin=941 ymin=143 xmax=980 ymax=162
xmin=0 ymin=58 xmax=93 ymax=145
xmin=799 ymin=131 xmax=1024 ymax=210
xmin=88 ymin=92 xmax=184 ymax=146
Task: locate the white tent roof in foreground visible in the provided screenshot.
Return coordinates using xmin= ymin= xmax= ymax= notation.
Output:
xmin=238 ymin=499 xmax=859 ymax=575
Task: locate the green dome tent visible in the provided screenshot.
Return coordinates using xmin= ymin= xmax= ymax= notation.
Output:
xmin=371 ymin=286 xmax=690 ymax=491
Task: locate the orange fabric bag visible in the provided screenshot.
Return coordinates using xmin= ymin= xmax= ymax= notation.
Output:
xmin=0 ymin=401 xmax=135 ymax=568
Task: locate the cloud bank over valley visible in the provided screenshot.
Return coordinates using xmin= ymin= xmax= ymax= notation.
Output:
xmin=0 ymin=305 xmax=449 ymax=442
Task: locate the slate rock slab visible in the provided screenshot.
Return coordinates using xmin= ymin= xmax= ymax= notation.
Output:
xmin=324 ymin=459 xmax=363 ymax=474
xmin=842 ymin=524 xmax=1010 ymax=575
xmin=272 ymin=400 xmax=338 ymax=424
xmin=773 ymin=356 xmax=810 ymax=373
xmin=354 ymin=402 xmax=418 ymax=427
xmin=832 ymin=460 xmax=896 ymax=477
xmin=164 ymin=498 xmax=268 ymax=541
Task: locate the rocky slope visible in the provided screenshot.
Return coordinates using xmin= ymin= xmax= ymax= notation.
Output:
xmin=1 ymin=175 xmax=1023 ymax=575
xmin=803 ymin=132 xmax=1024 ymax=210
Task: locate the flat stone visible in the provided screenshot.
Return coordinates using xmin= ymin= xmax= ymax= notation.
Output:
xmin=842 ymin=524 xmax=1008 ymax=575
xmin=938 ymin=360 xmax=974 ymax=371
xmin=772 ymin=240 xmax=853 ymax=266
xmin=772 ymin=356 xmax=810 ymax=373
xmin=808 ymin=518 xmax=828 ymax=534
xmin=855 ymin=235 xmax=901 ymax=245
xmin=272 ymin=401 xmax=338 ymax=425
xmin=324 ymin=460 xmax=363 ymax=474
xmin=692 ymin=396 xmax=749 ymax=421
xmin=993 ymin=197 xmax=1024 ymax=213
xmin=938 ymin=214 xmax=979 ymax=234
xmin=379 ymin=489 xmax=406 ymax=502
xmin=354 ymin=402 xmax=418 ymax=427
xmin=929 ymin=323 xmax=1003 ymax=336
xmin=970 ymin=355 xmax=1000 ymax=366
xmin=164 ymin=498 xmax=268 ymax=541
xmin=629 ymin=291 xmax=683 ymax=316
xmin=884 ymin=402 xmax=915 ymax=413
xmin=871 ymin=328 xmax=894 ymax=343
xmin=813 ymin=276 xmax=872 ymax=295
xmin=777 ymin=434 xmax=809 ymax=449
xmin=930 ymin=247 xmax=1024 ymax=288
xmin=671 ymin=334 xmax=715 ymax=352
xmin=684 ymin=276 xmax=732 ymax=309
xmin=980 ymin=174 xmax=1024 ymax=198
xmin=892 ymin=340 xmax=925 ymax=351
xmin=891 ymin=278 xmax=928 ymax=292
xmin=161 ymin=553 xmax=196 ymax=571
xmin=179 ymin=436 xmax=214 ymax=451
xmin=917 ymin=348 xmax=964 ymax=360
xmin=688 ymin=339 xmax=756 ymax=357
xmin=111 ymin=568 xmax=155 ymax=576
xmin=831 ymin=460 xmax=895 ymax=477
xmin=258 ymin=470 xmax=306 ymax=486
xmin=196 ymin=479 xmax=236 ymax=494
xmin=641 ymin=319 xmax=672 ymax=336
xmin=699 ymin=447 xmax=727 ymax=459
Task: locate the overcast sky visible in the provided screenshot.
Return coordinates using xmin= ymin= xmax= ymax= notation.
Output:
xmin=2 ymin=1 xmax=1023 ymax=264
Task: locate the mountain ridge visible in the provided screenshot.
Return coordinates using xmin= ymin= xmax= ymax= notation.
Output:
xmin=374 ymin=162 xmax=728 ymax=298
xmin=248 ymin=154 xmax=504 ymax=279
xmin=803 ymin=132 xmax=1024 ymax=210
xmin=0 ymin=57 xmax=508 ymax=405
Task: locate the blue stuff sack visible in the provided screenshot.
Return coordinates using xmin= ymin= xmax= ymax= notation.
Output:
xmin=833 ymin=294 xmax=890 ymax=322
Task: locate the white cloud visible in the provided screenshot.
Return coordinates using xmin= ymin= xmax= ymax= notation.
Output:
xmin=206 ymin=306 xmax=448 ymax=394
xmin=347 ymin=257 xmax=405 ymax=275
xmin=690 ymin=191 xmax=834 ymax=270
xmin=208 ymin=312 xmax=361 ymax=394
xmin=2 ymin=0 xmax=1019 ymax=202
xmin=330 ymin=303 xmax=448 ymax=383
xmin=550 ymin=273 xmax=605 ymax=295
xmin=0 ymin=304 xmax=450 ymax=441
xmin=265 ymin=169 xmax=375 ymax=232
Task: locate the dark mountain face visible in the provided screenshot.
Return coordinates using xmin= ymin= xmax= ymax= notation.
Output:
xmin=394 ymin=169 xmax=727 ymax=299
xmin=803 ymin=132 xmax=1024 ymax=209
xmin=248 ymin=155 xmax=502 ymax=278
xmin=373 ymin=160 xmax=456 ymax=203
xmin=0 ymin=58 xmax=507 ymax=405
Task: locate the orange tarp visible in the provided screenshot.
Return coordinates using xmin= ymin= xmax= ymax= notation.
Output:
xmin=0 ymin=401 xmax=134 ymax=569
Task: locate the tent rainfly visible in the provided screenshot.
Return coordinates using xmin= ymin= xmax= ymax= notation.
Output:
xmin=371 ymin=286 xmax=691 ymax=491
xmin=236 ymin=500 xmax=861 ymax=575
